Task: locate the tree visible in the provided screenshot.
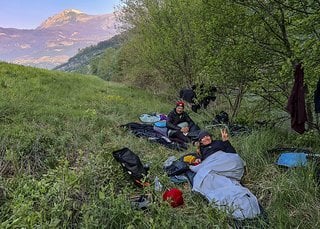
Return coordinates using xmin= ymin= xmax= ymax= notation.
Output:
xmin=118 ymin=0 xmax=206 ymax=89
xmin=116 ymin=0 xmax=320 ymax=126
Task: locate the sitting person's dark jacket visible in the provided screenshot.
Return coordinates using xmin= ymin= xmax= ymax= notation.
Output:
xmin=166 ymin=108 xmax=196 ymax=131
xmin=166 ymin=101 xmax=197 ymax=143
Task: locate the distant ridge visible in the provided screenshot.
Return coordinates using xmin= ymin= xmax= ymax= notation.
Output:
xmin=54 ymin=34 xmax=123 ymax=73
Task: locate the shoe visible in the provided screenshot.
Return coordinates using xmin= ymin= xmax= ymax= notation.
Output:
xmin=130 ymin=194 xmax=151 ymax=210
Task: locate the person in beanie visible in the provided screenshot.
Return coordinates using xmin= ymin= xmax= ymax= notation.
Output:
xmin=166 ymin=100 xmax=198 ymax=143
xmin=189 ymin=130 xmax=260 ymax=220
xmin=194 ymin=128 xmax=237 ymax=164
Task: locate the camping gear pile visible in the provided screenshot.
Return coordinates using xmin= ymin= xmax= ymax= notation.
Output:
xmin=114 ymin=109 xmax=318 ymax=227
xmin=121 ymin=112 xmax=195 ymax=151
xmin=112 ymin=146 xmax=267 ymax=225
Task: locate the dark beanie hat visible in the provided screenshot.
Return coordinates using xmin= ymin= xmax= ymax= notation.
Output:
xmin=197 ymin=130 xmax=210 ymax=141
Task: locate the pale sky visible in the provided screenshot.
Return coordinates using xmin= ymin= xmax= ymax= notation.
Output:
xmin=0 ymin=0 xmax=122 ymax=29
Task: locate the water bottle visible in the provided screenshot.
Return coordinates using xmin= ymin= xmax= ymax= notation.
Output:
xmin=154 ymin=176 xmax=163 ymax=191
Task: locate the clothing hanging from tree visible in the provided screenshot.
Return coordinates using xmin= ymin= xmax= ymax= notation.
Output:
xmin=286 ymin=63 xmax=307 ymax=134
xmin=314 ymin=77 xmax=320 ymax=113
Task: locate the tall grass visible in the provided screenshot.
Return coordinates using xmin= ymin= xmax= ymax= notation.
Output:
xmin=0 ymin=62 xmax=319 ymax=228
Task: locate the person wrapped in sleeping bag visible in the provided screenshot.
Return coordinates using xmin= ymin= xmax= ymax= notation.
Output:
xmin=190 ymin=129 xmax=261 ymax=220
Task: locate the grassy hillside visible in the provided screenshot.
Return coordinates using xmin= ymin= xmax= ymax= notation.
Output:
xmin=0 ymin=62 xmax=319 ymax=228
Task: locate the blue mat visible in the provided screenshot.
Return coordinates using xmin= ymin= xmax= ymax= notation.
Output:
xmin=276 ymin=152 xmax=308 ymax=168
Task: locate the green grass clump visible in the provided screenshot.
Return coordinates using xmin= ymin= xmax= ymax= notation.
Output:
xmin=0 ymin=62 xmax=319 ymax=228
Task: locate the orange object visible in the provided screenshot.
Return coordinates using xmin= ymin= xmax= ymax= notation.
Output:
xmin=183 ymin=155 xmax=196 ymax=164
xmin=134 ymin=179 xmax=150 ymax=188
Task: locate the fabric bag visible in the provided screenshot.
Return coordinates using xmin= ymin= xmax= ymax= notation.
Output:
xmin=113 ymin=147 xmax=149 ymax=187
xmin=164 ymin=160 xmax=189 ymax=176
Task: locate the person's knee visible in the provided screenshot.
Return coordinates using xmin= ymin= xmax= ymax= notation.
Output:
xmin=177 ymin=122 xmax=189 ymax=128
xmin=168 ymin=129 xmax=177 ymax=137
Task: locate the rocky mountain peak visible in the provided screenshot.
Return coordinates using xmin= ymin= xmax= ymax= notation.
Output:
xmin=37 ymin=9 xmax=88 ymax=29
xmin=0 ymin=9 xmax=120 ymax=69
xmin=62 ymin=9 xmax=84 ymax=15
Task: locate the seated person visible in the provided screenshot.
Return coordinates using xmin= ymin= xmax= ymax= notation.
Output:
xmin=166 ymin=101 xmax=199 ymax=143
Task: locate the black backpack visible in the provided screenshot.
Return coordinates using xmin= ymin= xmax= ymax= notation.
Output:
xmin=112 ymin=147 xmax=149 ymax=187
xmin=213 ymin=111 xmax=229 ymax=124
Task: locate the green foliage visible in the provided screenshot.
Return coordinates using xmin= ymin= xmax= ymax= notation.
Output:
xmin=3 ymin=1 xmax=320 ymax=227
xmin=234 ymin=129 xmax=320 ymax=228
xmin=54 ymin=34 xmax=123 ymax=74
xmin=118 ymin=0 xmax=206 ymax=89
xmin=111 ymin=0 xmax=320 ymax=128
xmin=1 ymin=161 xmax=82 ymax=228
xmin=91 ymin=48 xmax=119 ymax=81
xmin=289 ymin=129 xmax=320 ymax=149
xmin=1 ymin=61 xmax=320 ymax=228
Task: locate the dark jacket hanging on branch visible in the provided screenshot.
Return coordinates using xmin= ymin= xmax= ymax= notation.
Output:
xmin=286 ymin=63 xmax=307 ymax=134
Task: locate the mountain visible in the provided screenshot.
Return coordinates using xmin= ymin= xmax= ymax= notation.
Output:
xmin=54 ymin=33 xmax=123 ymax=73
xmin=0 ymin=9 xmax=121 ymax=69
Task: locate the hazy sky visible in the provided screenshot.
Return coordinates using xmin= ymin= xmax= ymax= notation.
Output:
xmin=0 ymin=0 xmax=122 ymax=29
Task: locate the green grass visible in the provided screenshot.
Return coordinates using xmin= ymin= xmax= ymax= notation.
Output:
xmin=0 ymin=62 xmax=320 ymax=228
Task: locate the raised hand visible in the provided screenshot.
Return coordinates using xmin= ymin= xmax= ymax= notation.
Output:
xmin=221 ymin=128 xmax=229 ymax=141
